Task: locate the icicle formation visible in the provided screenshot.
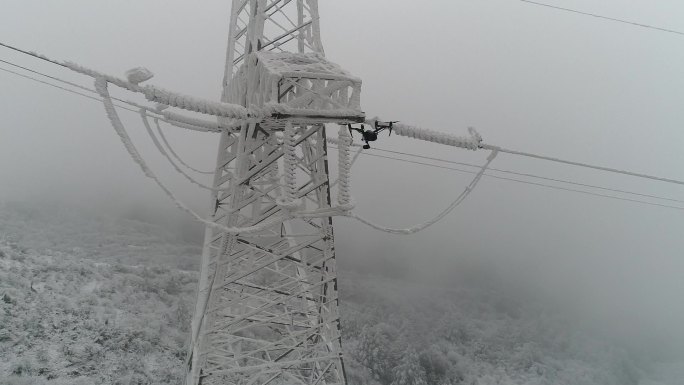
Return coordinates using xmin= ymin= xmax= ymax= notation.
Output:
xmin=336 ymin=125 xmax=355 ymax=210
xmin=276 ymin=122 xmax=302 ymax=210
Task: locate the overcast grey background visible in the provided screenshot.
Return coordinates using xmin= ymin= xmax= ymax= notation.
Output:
xmin=2 ymin=0 xmax=684 ymax=357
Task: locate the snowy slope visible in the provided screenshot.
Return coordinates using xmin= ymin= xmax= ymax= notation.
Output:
xmin=0 ymin=241 xmax=196 ymax=385
xmin=339 ymin=273 xmax=647 ymax=385
xmin=0 ymin=203 xmax=681 ymax=384
xmin=0 ymin=202 xmax=202 ymax=270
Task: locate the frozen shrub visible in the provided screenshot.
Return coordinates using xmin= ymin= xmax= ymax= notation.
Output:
xmin=418 ymin=346 xmax=450 ymax=384
xmin=357 ymin=323 xmax=400 ymax=384
xmin=390 ymin=348 xmax=427 ymax=385
xmin=345 ymin=358 xmax=381 ymax=385
xmin=11 ymin=358 xmax=33 ymax=376
xmin=35 ymin=348 xmax=49 ymax=365
xmin=164 ymin=277 xmax=182 ymax=296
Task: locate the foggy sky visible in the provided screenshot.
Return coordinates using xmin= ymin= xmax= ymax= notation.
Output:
xmin=2 ymin=0 xmax=684 ymax=355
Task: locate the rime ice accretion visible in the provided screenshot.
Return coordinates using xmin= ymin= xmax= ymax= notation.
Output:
xmin=62 ymin=53 xmax=494 ymax=236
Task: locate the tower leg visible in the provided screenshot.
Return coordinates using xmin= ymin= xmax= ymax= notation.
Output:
xmin=187 ymin=123 xmax=346 ymax=385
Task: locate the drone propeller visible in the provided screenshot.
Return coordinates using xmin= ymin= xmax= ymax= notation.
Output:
xmin=374 ymin=120 xmax=399 ymax=135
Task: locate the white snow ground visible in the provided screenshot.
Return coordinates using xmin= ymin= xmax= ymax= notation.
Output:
xmin=0 ymin=202 xmax=681 ymax=385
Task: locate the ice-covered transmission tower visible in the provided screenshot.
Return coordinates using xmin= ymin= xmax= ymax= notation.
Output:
xmin=186 ymin=1 xmax=363 ymax=384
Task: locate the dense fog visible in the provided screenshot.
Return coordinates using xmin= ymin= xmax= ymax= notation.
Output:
xmin=2 ymin=0 xmax=684 ymax=381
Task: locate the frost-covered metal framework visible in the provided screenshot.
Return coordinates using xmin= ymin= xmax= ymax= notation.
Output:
xmin=1 ymin=6 xmax=499 ymax=385
xmin=186 ymin=1 xmax=361 ymax=384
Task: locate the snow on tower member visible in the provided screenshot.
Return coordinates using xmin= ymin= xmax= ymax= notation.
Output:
xmin=337 ymin=125 xmax=355 ymax=211
xmin=276 ymin=121 xmax=303 ymax=210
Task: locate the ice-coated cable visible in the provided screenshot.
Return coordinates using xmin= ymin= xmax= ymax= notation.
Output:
xmin=160 ymin=110 xmax=224 ymax=132
xmin=367 ymin=117 xmax=482 ymax=150
xmin=7 ymin=41 xmax=684 ymax=188
xmin=366 ymin=116 xmax=684 ymax=188
xmin=480 ymin=144 xmax=684 ymax=187
xmin=94 ymin=77 xmax=285 ymax=234
xmin=65 ymin=61 xmax=260 ymax=121
xmin=153 ymin=119 xmax=215 ymax=175
xmin=347 ymin=149 xmax=498 ymax=235
xmin=0 ymin=57 xmax=226 ymax=134
xmin=140 ymin=111 xmax=230 ymax=191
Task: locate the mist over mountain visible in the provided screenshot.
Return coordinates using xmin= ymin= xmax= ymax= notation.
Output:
xmin=0 ymin=202 xmax=682 ymax=385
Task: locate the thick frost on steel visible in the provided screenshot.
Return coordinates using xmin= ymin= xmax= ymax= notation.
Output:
xmin=94 ymin=77 xmax=291 ymax=236
xmin=276 ymin=122 xmax=303 ymax=210
xmin=226 ymin=51 xmax=364 ymax=124
xmin=186 ymin=2 xmax=349 ymax=385
xmin=336 ymin=126 xmax=354 ymax=210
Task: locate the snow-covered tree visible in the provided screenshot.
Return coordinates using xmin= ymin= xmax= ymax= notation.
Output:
xmin=391 ymin=348 xmax=426 ymax=385
xmin=357 ymin=323 xmax=398 ymax=383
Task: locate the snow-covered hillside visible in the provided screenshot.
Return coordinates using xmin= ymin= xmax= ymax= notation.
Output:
xmin=340 ymin=273 xmax=646 ymax=385
xmin=0 ymin=241 xmax=196 ymax=384
xmin=0 ymin=202 xmax=202 ymax=270
xmin=0 ymin=203 xmax=680 ymax=384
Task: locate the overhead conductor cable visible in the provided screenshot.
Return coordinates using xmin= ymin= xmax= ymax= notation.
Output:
xmin=6 ymin=41 xmax=684 ymax=228
xmin=139 ymin=110 xmax=229 ymax=191
xmin=94 ymin=76 xmax=286 ymax=234
xmin=347 ymin=149 xmax=498 ymax=235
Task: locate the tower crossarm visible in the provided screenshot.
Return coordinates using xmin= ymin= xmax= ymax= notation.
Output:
xmin=226 ymin=51 xmax=365 ymax=129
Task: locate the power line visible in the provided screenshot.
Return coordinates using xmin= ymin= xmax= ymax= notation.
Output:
xmin=0 ymin=65 xmax=140 ymax=114
xmin=328 ymin=145 xmax=684 ymax=212
xmin=520 ymin=0 xmax=684 ymax=36
xmin=366 ymin=120 xmax=684 ymax=188
xmin=481 ymin=143 xmax=684 ymax=187
xmin=0 ymin=57 xmax=100 ymax=98
xmin=1 ymin=40 xmax=254 ymax=123
xmin=6 ymin=59 xmax=684 ymax=211
xmin=0 ymin=56 xmax=155 ymax=113
xmin=4 ymin=40 xmax=684 ymax=192
xmin=362 ymin=146 xmax=684 ymax=204
xmin=0 ymin=41 xmax=68 ymax=68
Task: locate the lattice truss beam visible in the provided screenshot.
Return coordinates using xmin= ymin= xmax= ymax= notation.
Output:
xmin=0 ymin=2 xmax=490 ymax=385
xmin=227 ymin=51 xmax=363 ymax=126
xmin=223 ymin=0 xmax=325 ymax=89
xmin=189 ymin=122 xmax=345 ymax=385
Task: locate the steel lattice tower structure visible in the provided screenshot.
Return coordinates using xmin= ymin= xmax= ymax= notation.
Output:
xmin=186 ymin=1 xmax=363 ymax=384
